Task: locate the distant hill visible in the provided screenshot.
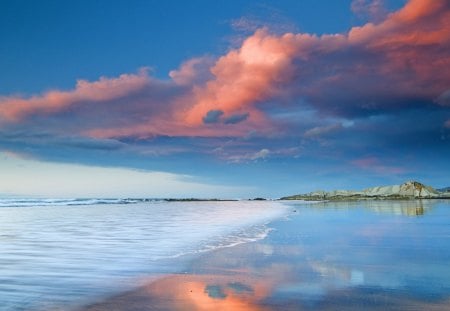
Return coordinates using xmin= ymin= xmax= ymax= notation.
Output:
xmin=437 ymin=187 xmax=450 ymax=193
xmin=281 ymin=181 xmax=450 ymax=201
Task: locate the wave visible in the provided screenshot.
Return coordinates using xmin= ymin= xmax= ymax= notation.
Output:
xmin=0 ymin=200 xmax=289 ymax=310
xmin=0 ymin=198 xmax=159 ymax=207
xmin=168 ymin=225 xmax=274 ymax=259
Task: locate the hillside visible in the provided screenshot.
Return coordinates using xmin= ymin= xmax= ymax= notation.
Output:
xmin=281 ymin=181 xmax=450 ymax=201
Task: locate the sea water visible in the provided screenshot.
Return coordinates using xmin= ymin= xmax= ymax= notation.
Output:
xmin=152 ymin=199 xmax=450 ymax=310
xmin=0 ymin=200 xmax=288 ymax=310
xmin=265 ymin=199 xmax=450 ymax=308
xmin=2 ymin=199 xmax=450 ymax=310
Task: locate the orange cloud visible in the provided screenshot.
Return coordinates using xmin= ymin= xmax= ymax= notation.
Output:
xmin=182 ymin=29 xmax=300 ymax=127
xmin=143 ymin=275 xmax=270 ymax=311
xmin=169 ymin=57 xmax=214 ymax=86
xmin=0 ymin=69 xmax=150 ymax=121
xmin=0 ymin=0 xmax=448 ymax=141
xmin=185 ymin=0 xmax=449 ymax=127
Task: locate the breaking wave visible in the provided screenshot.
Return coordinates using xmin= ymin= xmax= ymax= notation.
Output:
xmin=0 ymin=198 xmax=157 ymax=207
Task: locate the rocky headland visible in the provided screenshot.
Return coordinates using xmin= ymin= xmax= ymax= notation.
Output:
xmin=281 ymin=181 xmax=450 ymax=201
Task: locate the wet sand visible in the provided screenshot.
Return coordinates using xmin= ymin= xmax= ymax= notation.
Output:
xmin=79 ymin=200 xmax=450 ymax=311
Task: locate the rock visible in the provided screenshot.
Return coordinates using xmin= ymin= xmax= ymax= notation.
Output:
xmin=281 ymin=180 xmax=447 ymax=200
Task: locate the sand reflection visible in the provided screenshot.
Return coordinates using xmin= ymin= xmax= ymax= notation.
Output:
xmin=82 ymin=243 xmax=290 ymax=311
xmin=144 ymin=274 xmax=270 ymax=311
xmin=82 ymin=262 xmax=450 ymax=311
xmin=82 ymin=271 xmax=275 ymax=311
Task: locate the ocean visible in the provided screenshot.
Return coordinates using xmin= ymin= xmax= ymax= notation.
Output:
xmin=0 ymin=199 xmax=289 ymax=310
xmin=1 ymin=199 xmax=450 ymax=310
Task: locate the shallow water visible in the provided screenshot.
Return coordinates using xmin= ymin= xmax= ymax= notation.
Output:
xmin=265 ymin=199 xmax=450 ymax=307
xmin=0 ymin=200 xmax=288 ymax=310
xmin=83 ymin=199 xmax=450 ymax=311
xmin=2 ymin=199 xmax=450 ymax=310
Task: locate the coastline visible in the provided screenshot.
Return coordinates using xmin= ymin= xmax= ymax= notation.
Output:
xmin=280 ymin=181 xmax=450 ymax=201
xmin=79 ymin=199 xmax=450 ymax=311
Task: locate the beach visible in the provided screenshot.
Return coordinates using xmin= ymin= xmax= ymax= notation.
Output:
xmin=79 ymin=199 xmax=450 ymax=311
xmin=0 ymin=200 xmax=287 ymax=310
xmin=1 ymin=199 xmax=450 ymax=310
xmin=2 ymin=0 xmax=450 ymax=309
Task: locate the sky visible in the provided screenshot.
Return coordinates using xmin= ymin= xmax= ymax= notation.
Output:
xmin=0 ymin=0 xmax=449 ymax=198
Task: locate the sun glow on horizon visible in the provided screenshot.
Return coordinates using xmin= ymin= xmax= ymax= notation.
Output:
xmin=0 ymin=152 xmax=245 ymax=198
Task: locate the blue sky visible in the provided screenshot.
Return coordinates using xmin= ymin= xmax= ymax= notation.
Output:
xmin=0 ymin=0 xmax=449 ymax=198
xmin=1 ymin=0 xmax=362 ymax=94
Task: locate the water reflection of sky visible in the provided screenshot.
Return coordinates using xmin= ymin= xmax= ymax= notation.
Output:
xmin=0 ymin=201 xmax=288 ymax=310
xmin=284 ymin=199 xmax=440 ymax=216
xmin=84 ymin=200 xmax=450 ymax=310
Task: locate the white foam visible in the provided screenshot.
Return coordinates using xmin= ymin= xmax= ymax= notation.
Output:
xmin=0 ymin=198 xmax=150 ymax=207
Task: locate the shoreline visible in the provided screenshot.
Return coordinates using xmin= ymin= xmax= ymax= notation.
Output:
xmin=75 ymin=205 xmax=293 ymax=311
xmin=78 ymin=200 xmax=450 ymax=310
xmin=0 ymin=201 xmax=289 ymax=311
xmin=78 ymin=239 xmax=281 ymax=311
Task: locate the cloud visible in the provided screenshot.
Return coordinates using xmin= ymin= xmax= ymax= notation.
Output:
xmin=185 ymin=0 xmax=450 ymax=128
xmin=224 ymin=113 xmax=250 ymax=124
xmin=230 ymin=5 xmax=297 ymax=35
xmin=252 ymin=148 xmax=270 ymax=160
xmin=304 ymin=124 xmax=343 ymax=138
xmin=351 ymin=0 xmax=388 ymax=22
xmin=202 ymin=110 xmax=250 ymax=125
xmin=183 ymin=28 xmax=301 ymax=127
xmin=203 ymin=109 xmax=224 ymax=124
xmin=0 ymin=69 xmax=151 ymax=121
xmin=437 ymin=90 xmax=450 ymax=106
xmin=0 ymin=0 xmax=448 ymax=165
xmin=0 ymin=131 xmax=125 ymax=151
xmin=169 ymin=56 xmax=214 ymax=86
xmin=227 ymin=148 xmax=270 ymax=163
xmin=351 ymin=156 xmax=407 ymax=175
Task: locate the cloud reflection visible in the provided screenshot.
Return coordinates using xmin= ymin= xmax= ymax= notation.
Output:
xmin=82 ymin=201 xmax=450 ymax=311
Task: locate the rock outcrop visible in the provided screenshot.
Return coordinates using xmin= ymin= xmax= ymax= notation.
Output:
xmin=281 ymin=181 xmax=449 ymax=201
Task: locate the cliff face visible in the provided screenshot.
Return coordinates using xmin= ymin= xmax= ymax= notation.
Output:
xmin=281 ymin=181 xmax=447 ymax=201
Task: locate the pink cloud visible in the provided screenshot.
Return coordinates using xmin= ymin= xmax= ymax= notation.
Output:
xmin=182 ymin=28 xmax=304 ymax=126
xmin=169 ymin=57 xmax=214 ymax=86
xmin=351 ymin=156 xmax=406 ymax=175
xmin=185 ymin=0 xmax=449 ymax=126
xmin=0 ymin=69 xmax=150 ymax=121
xmin=0 ymin=0 xmax=448 ymax=140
